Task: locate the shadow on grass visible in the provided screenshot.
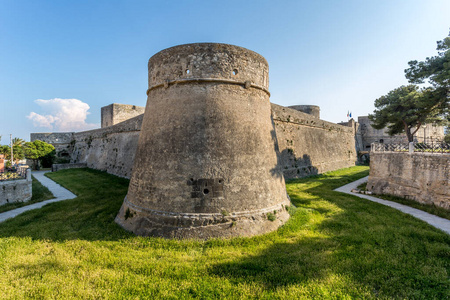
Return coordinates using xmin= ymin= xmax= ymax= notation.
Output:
xmin=1 ymin=166 xmax=449 ymax=298
xmin=0 ymin=168 xmax=133 ymax=242
xmin=210 ymin=168 xmax=450 ymax=298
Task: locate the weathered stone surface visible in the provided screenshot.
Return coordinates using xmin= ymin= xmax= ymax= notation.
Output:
xmin=31 ymin=132 xmax=75 ymax=159
xmin=367 ymin=152 xmax=450 ymax=209
xmin=288 ymin=105 xmax=320 ymax=119
xmin=115 ymin=43 xmax=290 ymax=239
xmin=272 ymin=104 xmax=356 ymax=179
xmin=52 ymin=163 xmax=87 ymax=172
xmin=101 ymin=103 xmax=145 ymax=128
xmin=70 ymin=114 xmax=143 ymax=178
xmin=356 ymin=116 xmax=445 ymax=151
xmin=0 ymin=170 xmax=32 ymax=205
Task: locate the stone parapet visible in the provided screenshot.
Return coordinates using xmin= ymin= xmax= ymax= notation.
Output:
xmin=367 ymin=152 xmax=449 ymax=209
xmin=0 ymin=173 xmax=32 ymax=206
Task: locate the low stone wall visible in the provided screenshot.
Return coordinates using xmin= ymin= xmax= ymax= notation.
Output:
xmin=271 ymin=104 xmax=356 ymax=179
xmin=70 ymin=115 xmax=143 ymax=178
xmin=367 ymin=152 xmax=450 ymax=209
xmin=52 ymin=163 xmax=88 ymax=172
xmin=0 ymin=169 xmax=32 ymax=205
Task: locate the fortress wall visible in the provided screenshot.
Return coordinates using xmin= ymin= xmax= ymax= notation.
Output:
xmin=70 ymin=114 xmax=143 ymax=178
xmin=30 ymin=132 xmax=75 ymax=157
xmin=101 ymin=104 xmax=145 ymax=128
xmin=40 ymin=103 xmax=357 ymax=180
xmin=367 ymin=152 xmax=449 ymax=209
xmin=271 ymin=104 xmax=356 ymax=179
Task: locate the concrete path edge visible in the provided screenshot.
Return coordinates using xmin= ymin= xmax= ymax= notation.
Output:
xmin=0 ymin=171 xmax=77 ymax=223
xmin=334 ymin=176 xmax=450 ymax=235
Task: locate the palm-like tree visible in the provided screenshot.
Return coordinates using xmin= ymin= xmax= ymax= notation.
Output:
xmin=12 ymin=138 xmax=25 ymax=147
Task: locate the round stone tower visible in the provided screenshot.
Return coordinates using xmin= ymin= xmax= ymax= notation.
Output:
xmin=115 ymin=43 xmax=290 ymax=239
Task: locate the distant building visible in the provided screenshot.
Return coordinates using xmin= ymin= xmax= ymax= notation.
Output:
xmin=338 ymin=116 xmax=446 ymax=152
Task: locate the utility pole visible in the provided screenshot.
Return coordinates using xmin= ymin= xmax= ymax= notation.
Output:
xmin=10 ymin=134 xmax=13 ymax=167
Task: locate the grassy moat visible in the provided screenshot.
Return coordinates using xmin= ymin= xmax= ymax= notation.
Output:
xmin=0 ymin=167 xmax=448 ymax=299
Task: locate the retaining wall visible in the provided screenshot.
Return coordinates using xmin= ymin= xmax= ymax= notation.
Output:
xmin=52 ymin=163 xmax=88 ymax=172
xmin=367 ymin=152 xmax=450 ymax=209
xmin=0 ymin=169 xmax=32 ymax=205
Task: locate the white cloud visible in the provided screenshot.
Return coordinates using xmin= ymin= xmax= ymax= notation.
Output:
xmin=27 ymin=98 xmax=99 ymax=132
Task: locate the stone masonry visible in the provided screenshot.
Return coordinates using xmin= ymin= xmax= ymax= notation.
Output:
xmin=367 ymin=152 xmax=449 ymax=209
xmin=115 ymin=43 xmax=291 ymax=239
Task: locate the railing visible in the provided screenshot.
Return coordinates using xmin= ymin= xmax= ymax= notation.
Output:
xmin=371 ymin=141 xmax=450 ymax=154
xmin=0 ymin=166 xmax=30 ymax=181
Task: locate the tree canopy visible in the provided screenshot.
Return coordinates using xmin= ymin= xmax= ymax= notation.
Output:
xmin=369 ymin=32 xmax=450 ymax=142
xmin=24 ymin=140 xmax=55 ymax=169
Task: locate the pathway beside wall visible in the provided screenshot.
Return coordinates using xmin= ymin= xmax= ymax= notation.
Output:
xmin=335 ymin=176 xmax=450 ymax=235
xmin=0 ymin=171 xmax=77 ymax=223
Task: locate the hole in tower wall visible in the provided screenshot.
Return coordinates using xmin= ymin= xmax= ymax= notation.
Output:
xmin=232 ymin=69 xmax=238 ymax=76
xmin=203 ymin=188 xmax=209 ymax=195
xmin=186 ymin=69 xmax=190 ymax=74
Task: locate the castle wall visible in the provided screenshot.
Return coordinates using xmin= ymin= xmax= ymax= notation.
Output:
xmin=30 ymin=132 xmax=75 ymax=158
xmin=288 ymin=105 xmax=320 ymax=119
xmin=367 ymin=152 xmax=449 ymax=209
xmin=64 ymin=103 xmax=357 ymax=180
xmin=358 ymin=116 xmax=445 ymax=150
xmin=271 ymin=104 xmax=356 ymax=179
xmin=101 ymin=103 xmax=145 ymax=128
xmin=70 ymin=114 xmax=143 ymax=178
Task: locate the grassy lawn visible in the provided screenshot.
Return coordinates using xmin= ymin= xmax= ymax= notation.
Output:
xmin=0 ymin=167 xmax=448 ymax=299
xmin=357 ymin=182 xmax=450 ymax=221
xmin=0 ymin=175 xmax=55 ymax=214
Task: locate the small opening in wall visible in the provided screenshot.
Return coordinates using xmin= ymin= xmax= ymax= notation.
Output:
xmin=203 ymin=188 xmax=209 ymax=195
xmin=190 ymin=178 xmax=194 ymax=182
xmin=232 ymin=69 xmax=238 ymax=76
xmin=218 ymin=179 xmax=223 ymax=184
xmin=186 ymin=69 xmax=190 ymax=74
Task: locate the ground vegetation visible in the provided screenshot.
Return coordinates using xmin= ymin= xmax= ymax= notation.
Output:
xmin=0 ymin=167 xmax=448 ymax=299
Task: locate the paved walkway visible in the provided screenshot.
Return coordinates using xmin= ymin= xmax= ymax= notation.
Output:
xmin=0 ymin=171 xmax=77 ymax=223
xmin=335 ymin=176 xmax=450 ymax=235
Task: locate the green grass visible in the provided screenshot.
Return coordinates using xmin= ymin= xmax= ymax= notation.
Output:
xmin=0 ymin=167 xmax=448 ymax=299
xmin=357 ymin=182 xmax=450 ymax=220
xmin=0 ymin=175 xmax=55 ymax=213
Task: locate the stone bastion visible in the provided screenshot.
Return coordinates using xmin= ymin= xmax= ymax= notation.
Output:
xmin=114 ymin=43 xmax=291 ymax=239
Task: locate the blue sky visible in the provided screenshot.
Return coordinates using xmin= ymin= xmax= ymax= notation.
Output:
xmin=0 ymin=0 xmax=449 ymax=142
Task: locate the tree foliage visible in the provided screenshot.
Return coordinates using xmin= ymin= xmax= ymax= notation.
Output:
xmin=369 ymin=32 xmax=450 ymax=142
xmin=24 ymin=140 xmax=55 ymax=169
xmin=0 ymin=144 xmax=24 ymax=164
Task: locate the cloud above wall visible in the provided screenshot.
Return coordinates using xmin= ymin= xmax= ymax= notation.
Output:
xmin=27 ymin=98 xmax=99 ymax=132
